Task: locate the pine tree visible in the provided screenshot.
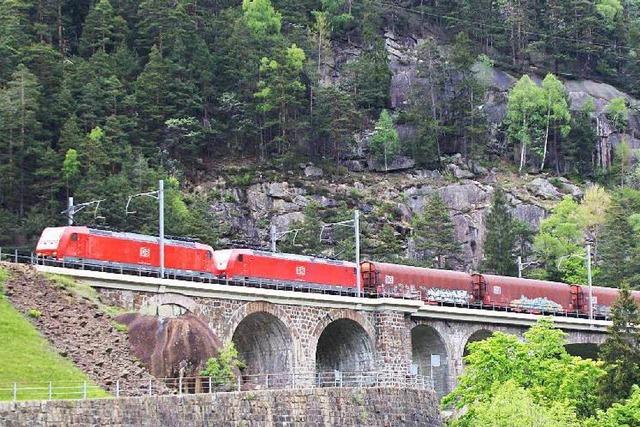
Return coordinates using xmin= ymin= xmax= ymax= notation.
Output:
xmin=79 ymin=0 xmax=127 ymax=56
xmin=0 ymin=64 xmax=43 ymax=217
xmin=483 ymin=188 xmax=518 ymax=276
xmin=599 ymin=193 xmax=640 ymax=288
xmin=412 ymin=194 xmax=461 ymax=268
xmin=599 ymin=286 xmax=640 ymax=408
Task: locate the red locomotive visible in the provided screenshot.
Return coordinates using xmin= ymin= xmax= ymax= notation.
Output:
xmin=212 ymin=249 xmax=357 ymax=291
xmin=35 ymin=227 xmax=640 ymax=319
xmin=36 ymin=226 xmax=215 ymax=278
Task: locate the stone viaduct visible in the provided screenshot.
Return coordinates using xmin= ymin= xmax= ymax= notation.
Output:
xmin=36 ymin=265 xmax=609 ymax=398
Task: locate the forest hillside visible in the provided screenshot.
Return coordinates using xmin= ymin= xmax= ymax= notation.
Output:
xmin=3 ymin=0 xmax=640 ymax=285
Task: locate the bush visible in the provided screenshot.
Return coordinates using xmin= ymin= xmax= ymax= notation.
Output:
xmin=112 ymin=322 xmax=128 ymax=333
xmin=200 ymin=341 xmax=245 ymax=387
xmin=27 ymin=309 xmax=42 ymax=318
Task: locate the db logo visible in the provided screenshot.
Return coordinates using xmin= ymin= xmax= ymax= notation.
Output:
xmin=140 ymin=247 xmax=151 ymax=258
xmin=296 ymin=266 xmax=306 ymax=276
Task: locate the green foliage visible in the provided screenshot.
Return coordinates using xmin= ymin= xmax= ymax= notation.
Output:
xmin=242 ymin=0 xmax=282 ymax=37
xmin=369 ymin=109 xmax=400 ymax=169
xmin=411 ymin=195 xmax=460 ymax=268
xmin=606 ymin=97 xmax=628 ymax=132
xmin=588 ymin=385 xmax=640 ymax=427
xmin=532 ymin=187 xmax=611 ymax=284
xmin=200 ymin=341 xmax=245 ymax=386
xmin=27 ymin=309 xmax=42 ymax=319
xmin=443 ymin=319 xmax=605 ymax=425
xmin=504 ymin=73 xmax=571 ymax=173
xmin=467 ymin=380 xmax=580 ymax=427
xmin=112 ymin=321 xmax=128 ymax=333
xmin=598 ymin=287 xmax=640 ymax=408
xmin=599 ymin=190 xmax=640 ymax=287
xmin=482 ymin=188 xmax=525 ymax=276
xmin=79 ymin=0 xmax=127 ymax=56
xmin=343 ymin=40 xmax=390 ymax=111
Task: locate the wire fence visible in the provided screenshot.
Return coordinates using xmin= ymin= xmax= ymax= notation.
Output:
xmin=0 ymin=371 xmax=434 ymax=402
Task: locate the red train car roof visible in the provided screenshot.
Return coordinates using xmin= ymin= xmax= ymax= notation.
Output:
xmin=214 ymin=249 xmax=356 ymax=266
xmin=481 ymin=274 xmax=573 ymax=290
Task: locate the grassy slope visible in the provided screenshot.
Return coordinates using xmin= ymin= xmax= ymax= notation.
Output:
xmin=0 ymin=267 xmax=108 ymax=400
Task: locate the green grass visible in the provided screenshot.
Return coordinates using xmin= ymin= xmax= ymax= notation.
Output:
xmin=0 ymin=267 xmax=109 ymax=400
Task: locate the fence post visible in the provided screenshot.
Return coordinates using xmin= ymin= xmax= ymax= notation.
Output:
xmin=0 ymin=247 xmax=3 ymax=261
xmin=48 ymin=382 xmax=52 ymax=400
xmin=12 ymin=383 xmax=16 ymax=401
xmin=83 ymin=382 xmax=87 ymax=399
xmin=178 ymin=373 xmax=183 ymax=396
xmin=14 ymin=249 xmax=18 ymax=263
xmin=237 ymin=375 xmax=241 ymax=392
xmin=148 ymin=379 xmax=152 ymax=396
xmin=116 ymin=380 xmax=120 ymax=398
xmin=208 ymin=377 xmax=212 ymax=394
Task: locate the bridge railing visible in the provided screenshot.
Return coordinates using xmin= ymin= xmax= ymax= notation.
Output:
xmin=0 ymin=371 xmax=433 ymax=402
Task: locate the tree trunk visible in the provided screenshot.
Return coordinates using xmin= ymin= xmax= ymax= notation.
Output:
xmin=541 ymin=95 xmax=551 ymax=171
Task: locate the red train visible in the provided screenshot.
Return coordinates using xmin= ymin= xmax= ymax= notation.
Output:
xmin=211 ymin=249 xmax=357 ymax=291
xmin=36 ymin=227 xmax=640 ymax=319
xmin=36 ymin=227 xmax=216 ymax=278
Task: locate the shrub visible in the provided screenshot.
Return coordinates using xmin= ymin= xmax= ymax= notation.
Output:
xmin=200 ymin=341 xmax=245 ymax=387
xmin=27 ymin=309 xmax=42 ymax=318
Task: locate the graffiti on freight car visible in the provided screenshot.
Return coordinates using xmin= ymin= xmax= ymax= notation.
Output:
xmin=510 ymin=296 xmax=563 ymax=312
xmin=593 ymin=304 xmax=611 ymax=318
xmin=426 ymin=288 xmax=472 ymax=305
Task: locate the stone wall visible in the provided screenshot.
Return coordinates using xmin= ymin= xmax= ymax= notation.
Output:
xmin=0 ymin=387 xmax=442 ymax=427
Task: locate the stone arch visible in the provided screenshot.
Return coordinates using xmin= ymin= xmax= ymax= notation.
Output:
xmin=564 ymin=332 xmax=606 ymax=360
xmin=411 ymin=324 xmax=449 ymax=398
xmin=463 ymin=329 xmax=493 ymax=358
xmin=224 ymin=301 xmax=299 ymax=376
xmin=310 ymin=310 xmax=375 ymax=374
xmin=565 ymin=343 xmax=600 ymax=359
xmin=140 ymin=293 xmax=197 ymax=317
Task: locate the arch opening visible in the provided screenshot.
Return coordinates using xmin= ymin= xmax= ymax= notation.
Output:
xmin=411 ymin=325 xmax=449 ymax=397
xmin=565 ymin=343 xmax=600 ymax=360
xmin=463 ymin=329 xmax=493 ymax=358
xmin=315 ymin=318 xmax=374 ymax=374
xmin=231 ymin=312 xmax=293 ymax=376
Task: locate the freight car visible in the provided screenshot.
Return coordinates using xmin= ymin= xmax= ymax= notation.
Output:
xmin=36 ymin=226 xmax=215 ymax=278
xmin=480 ymin=274 xmax=582 ymax=315
xmin=361 ymin=261 xmax=484 ymax=304
xmin=212 ymin=249 xmax=358 ymax=292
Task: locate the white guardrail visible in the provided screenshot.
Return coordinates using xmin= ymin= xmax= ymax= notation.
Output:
xmin=0 ymin=371 xmax=434 ymax=402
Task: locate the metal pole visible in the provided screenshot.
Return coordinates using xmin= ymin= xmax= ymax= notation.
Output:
xmin=517 ymin=256 xmax=522 ymax=278
xmin=270 ymin=224 xmax=277 ymax=253
xmin=355 ymin=210 xmax=361 ymax=298
xmin=158 ymin=179 xmax=165 ymax=279
xmin=68 ymin=197 xmax=74 ymax=226
xmin=587 ymin=244 xmax=593 ymax=323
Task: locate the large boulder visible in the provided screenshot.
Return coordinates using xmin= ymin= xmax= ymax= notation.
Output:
xmin=116 ymin=313 xmax=224 ymax=378
xmin=528 ymin=177 xmax=563 ymax=200
xmin=369 ymin=155 xmax=416 ymax=172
